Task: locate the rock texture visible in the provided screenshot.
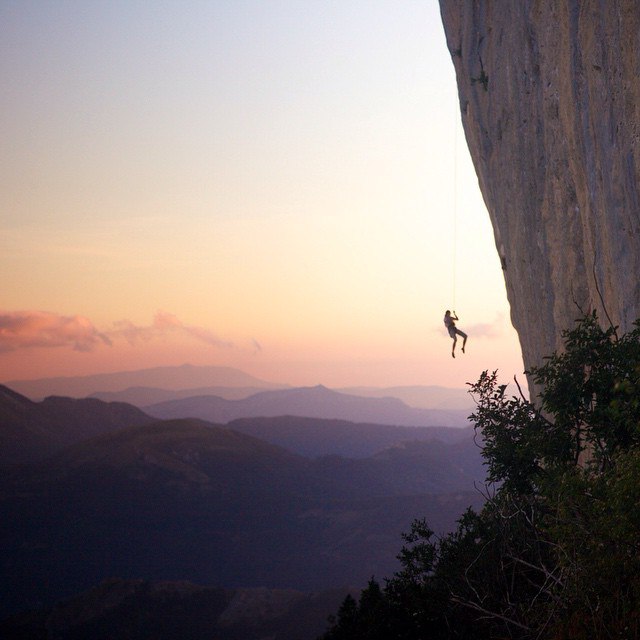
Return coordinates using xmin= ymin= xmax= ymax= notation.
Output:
xmin=439 ymin=1 xmax=640 ymax=382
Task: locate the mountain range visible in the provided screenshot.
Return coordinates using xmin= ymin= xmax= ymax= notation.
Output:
xmin=3 ymin=364 xmax=476 ymax=413
xmin=0 ymin=386 xmax=486 ymax=621
xmin=338 ymin=385 xmax=475 ymax=410
xmin=4 ymin=364 xmax=286 ymax=400
xmin=90 ymin=384 xmax=280 ymax=405
xmin=144 ymin=384 xmax=470 ymax=428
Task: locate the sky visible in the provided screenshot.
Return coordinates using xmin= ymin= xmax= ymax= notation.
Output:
xmin=1 ymin=0 xmax=525 ymax=390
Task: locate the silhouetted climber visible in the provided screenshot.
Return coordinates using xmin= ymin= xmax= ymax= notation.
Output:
xmin=444 ymin=310 xmax=467 ymax=358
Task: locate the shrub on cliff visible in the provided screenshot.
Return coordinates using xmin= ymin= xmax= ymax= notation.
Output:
xmin=320 ymin=313 xmax=640 ymax=639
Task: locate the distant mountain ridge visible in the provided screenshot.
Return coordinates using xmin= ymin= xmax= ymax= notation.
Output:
xmin=4 ymin=365 xmax=477 ymax=414
xmin=145 ymin=384 xmax=470 ymax=428
xmin=338 ymin=385 xmax=475 ymax=410
xmin=90 ymin=385 xmax=279 ymax=405
xmin=4 ymin=364 xmax=286 ymax=400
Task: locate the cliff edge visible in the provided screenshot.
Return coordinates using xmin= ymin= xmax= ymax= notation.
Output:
xmin=439 ymin=1 xmax=640 ymax=379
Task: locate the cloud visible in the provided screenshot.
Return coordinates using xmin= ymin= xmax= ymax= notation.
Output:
xmin=464 ymin=320 xmax=503 ymax=338
xmin=437 ymin=313 xmax=506 ymax=339
xmin=0 ymin=310 xmax=233 ymax=354
xmin=0 ymin=310 xmax=112 ymax=352
xmin=110 ymin=311 xmax=233 ymax=349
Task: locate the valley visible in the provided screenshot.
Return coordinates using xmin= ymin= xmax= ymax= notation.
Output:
xmin=0 ymin=366 xmax=485 ymax=638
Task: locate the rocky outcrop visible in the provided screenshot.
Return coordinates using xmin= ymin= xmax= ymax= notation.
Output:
xmin=439 ymin=1 xmax=640 ymax=383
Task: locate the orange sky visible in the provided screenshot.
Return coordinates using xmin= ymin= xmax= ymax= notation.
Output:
xmin=1 ymin=1 xmax=525 ymax=390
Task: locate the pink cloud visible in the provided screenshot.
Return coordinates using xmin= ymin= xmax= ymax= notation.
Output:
xmin=0 ymin=310 xmax=232 ymax=354
xmin=112 ymin=311 xmax=233 ymax=348
xmin=464 ymin=319 xmax=503 ymax=338
xmin=437 ymin=313 xmax=506 ymax=339
xmin=0 ymin=310 xmax=112 ymax=352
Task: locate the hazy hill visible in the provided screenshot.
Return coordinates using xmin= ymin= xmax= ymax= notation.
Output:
xmin=90 ymin=384 xmax=276 ymax=405
xmin=228 ymin=415 xmax=473 ymax=458
xmin=145 ymin=384 xmax=470 ymax=428
xmin=4 ymin=364 xmax=285 ymax=400
xmin=338 ymin=385 xmax=476 ymax=410
xmin=0 ymin=418 xmax=485 ymax=617
xmin=0 ymin=578 xmax=351 ymax=640
xmin=305 ymin=438 xmax=484 ymax=500
xmin=0 ymin=385 xmax=57 ymax=464
xmin=0 ymin=384 xmax=154 ymax=468
xmin=92 ymin=383 xmax=476 ymax=412
xmin=19 ymin=418 xmax=306 ymax=493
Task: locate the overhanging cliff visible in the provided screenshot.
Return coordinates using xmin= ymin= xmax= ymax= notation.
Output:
xmin=439 ymin=1 xmax=640 ymax=378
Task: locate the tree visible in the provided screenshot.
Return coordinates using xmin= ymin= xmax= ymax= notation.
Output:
xmin=321 ymin=579 xmax=397 ymax=640
xmin=320 ymin=314 xmax=640 ymax=640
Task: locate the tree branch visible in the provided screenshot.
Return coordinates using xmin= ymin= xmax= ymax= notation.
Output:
xmin=450 ymin=594 xmax=533 ymax=632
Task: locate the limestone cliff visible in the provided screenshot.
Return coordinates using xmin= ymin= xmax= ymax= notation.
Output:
xmin=439 ymin=1 xmax=640 ymax=380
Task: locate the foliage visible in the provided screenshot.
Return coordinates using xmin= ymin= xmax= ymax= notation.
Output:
xmin=468 ymin=370 xmax=564 ymax=493
xmin=531 ymin=312 xmax=640 ymax=470
xmin=320 ymin=314 xmax=640 ymax=640
xmin=322 ymin=580 xmax=399 ymax=640
xmin=540 ymin=451 xmax=640 ymax=638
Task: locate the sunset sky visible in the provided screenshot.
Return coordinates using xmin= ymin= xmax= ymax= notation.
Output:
xmin=1 ymin=1 xmax=525 ymax=390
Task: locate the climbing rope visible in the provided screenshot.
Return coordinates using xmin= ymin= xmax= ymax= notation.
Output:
xmin=452 ymin=107 xmax=459 ymax=311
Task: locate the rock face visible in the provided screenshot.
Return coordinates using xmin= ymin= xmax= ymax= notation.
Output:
xmin=439 ymin=1 xmax=640 ymax=383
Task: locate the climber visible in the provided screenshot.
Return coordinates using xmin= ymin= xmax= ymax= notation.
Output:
xmin=444 ymin=310 xmax=467 ymax=358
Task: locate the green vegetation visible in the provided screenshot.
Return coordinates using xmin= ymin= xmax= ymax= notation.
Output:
xmin=321 ymin=313 xmax=640 ymax=639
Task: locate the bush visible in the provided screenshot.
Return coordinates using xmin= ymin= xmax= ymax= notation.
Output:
xmin=320 ymin=314 xmax=640 ymax=639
